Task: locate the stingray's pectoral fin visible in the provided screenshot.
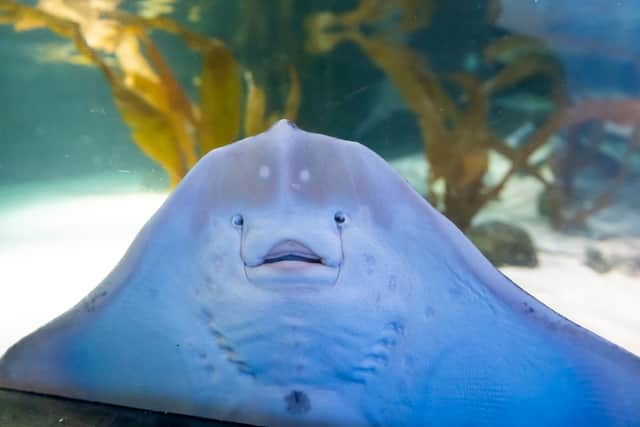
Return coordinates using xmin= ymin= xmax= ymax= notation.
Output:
xmin=0 ymin=342 xmax=39 ymax=391
xmin=0 ymin=329 xmax=73 ymax=398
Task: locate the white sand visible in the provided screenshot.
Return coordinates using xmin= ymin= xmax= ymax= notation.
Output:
xmin=479 ymin=166 xmax=640 ymax=356
xmin=0 ymin=170 xmax=638 ymax=358
xmin=0 ymin=176 xmax=166 ymax=357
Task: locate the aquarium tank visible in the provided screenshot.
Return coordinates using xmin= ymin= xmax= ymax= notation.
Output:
xmin=0 ymin=0 xmax=639 ymax=425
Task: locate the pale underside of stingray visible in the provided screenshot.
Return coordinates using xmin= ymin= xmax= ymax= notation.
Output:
xmin=0 ymin=120 xmax=639 ymax=427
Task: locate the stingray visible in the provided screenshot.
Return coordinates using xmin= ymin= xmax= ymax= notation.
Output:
xmin=1 ymin=120 xmax=639 ymax=426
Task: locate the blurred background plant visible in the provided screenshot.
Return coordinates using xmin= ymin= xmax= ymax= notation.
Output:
xmin=0 ymin=0 xmax=300 ymax=186
xmin=1 ymin=0 xmax=639 ymax=236
xmin=305 ymin=1 xmax=566 ymax=231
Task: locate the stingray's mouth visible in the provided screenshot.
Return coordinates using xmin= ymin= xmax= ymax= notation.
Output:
xmin=261 ymin=244 xmax=324 ymax=266
xmin=245 ymin=239 xmax=340 ymax=290
xmin=263 ymin=254 xmax=323 ymax=264
xmin=257 ymin=240 xmax=326 ymax=267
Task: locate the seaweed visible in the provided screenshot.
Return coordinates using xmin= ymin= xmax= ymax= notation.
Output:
xmin=545 ymin=99 xmax=640 ymax=229
xmin=306 ymin=2 xmax=566 ymax=231
xmin=4 ymin=0 xmax=623 ymax=234
xmin=0 ymin=0 xmax=300 ymax=187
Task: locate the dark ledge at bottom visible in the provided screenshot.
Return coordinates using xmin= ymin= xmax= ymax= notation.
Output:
xmin=0 ymin=388 xmax=255 ymax=427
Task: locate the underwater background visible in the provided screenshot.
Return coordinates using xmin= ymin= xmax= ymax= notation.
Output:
xmin=0 ymin=0 xmax=639 ymax=370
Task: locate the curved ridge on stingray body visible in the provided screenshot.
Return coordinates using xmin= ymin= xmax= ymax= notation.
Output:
xmin=1 ymin=120 xmax=639 ymax=426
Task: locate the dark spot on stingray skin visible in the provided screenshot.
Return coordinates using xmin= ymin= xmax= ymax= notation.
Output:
xmin=204 ymin=364 xmax=215 ymax=375
xmin=200 ymin=307 xmax=213 ymax=320
xmin=388 ymin=275 xmax=398 ymax=291
xmin=83 ymin=290 xmax=108 ymax=312
xmin=284 ymin=390 xmax=310 ymax=415
xmin=235 ymin=362 xmax=254 ymax=377
xmin=379 ymin=337 xmax=396 ymax=349
xmin=404 ymin=355 xmax=416 ymax=370
xmin=365 ymin=254 xmax=376 ymax=274
xmin=424 ymin=306 xmax=435 ymax=318
xmin=448 ymin=285 xmax=463 ymax=297
xmin=219 ymin=344 xmax=234 ymax=353
xmin=523 ymin=302 xmax=535 ymax=314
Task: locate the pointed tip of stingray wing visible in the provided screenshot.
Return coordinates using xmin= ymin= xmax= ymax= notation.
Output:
xmin=0 ymin=329 xmax=61 ymax=394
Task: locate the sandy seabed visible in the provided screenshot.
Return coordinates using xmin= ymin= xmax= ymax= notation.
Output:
xmin=0 ymin=170 xmax=638 ymax=358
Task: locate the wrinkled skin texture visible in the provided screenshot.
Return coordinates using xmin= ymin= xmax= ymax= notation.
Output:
xmin=1 ymin=120 xmax=639 ymax=426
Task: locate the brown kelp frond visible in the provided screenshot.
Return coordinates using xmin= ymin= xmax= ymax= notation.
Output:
xmin=483 ymin=54 xmax=565 ymax=97
xmin=305 ymin=0 xmax=433 ymax=54
xmin=478 ymin=113 xmax=565 ymax=211
xmin=283 ymin=66 xmax=301 ymax=123
xmin=429 ymin=75 xmax=494 ymax=227
xmin=483 ymin=36 xmax=567 ymax=109
xmin=1 ymin=0 xmax=82 ymax=38
xmin=564 ymin=99 xmax=640 ymax=127
xmin=548 ymin=99 xmax=640 ymax=229
xmin=137 ymin=0 xmax=175 ymax=19
xmin=243 ymin=72 xmax=267 ymax=138
xmin=484 ymin=34 xmax=551 ymax=64
xmin=139 ymin=34 xmax=199 ymax=169
xmin=0 ymin=0 xmax=123 ymax=52
xmin=33 ymin=40 xmax=95 ymax=65
xmin=1 ymin=0 xmax=302 ymax=186
xmin=104 ymin=9 xmax=211 ymax=50
xmin=567 ymin=130 xmax=639 ymax=228
xmin=306 ymin=1 xmax=454 ymax=134
xmin=113 ymin=83 xmax=187 ymax=187
xmin=243 ymin=67 xmax=301 ymax=137
xmin=307 ymin=1 xmax=498 ymax=227
xmin=39 ymin=0 xmax=122 ymax=52
xmin=469 ymin=36 xmax=568 ymax=220
xmin=447 ymin=73 xmax=489 ymax=133
xmin=485 ymin=36 xmax=640 ymax=232
xmin=0 ymin=1 xmax=193 ymax=186
xmin=392 ymin=0 xmax=436 ymax=32
xmin=307 ymin=1 xmax=566 ymax=230
xmin=198 ymin=40 xmax=242 ymax=153
xmin=141 ymin=33 xmax=196 ymax=124
xmin=0 ymin=0 xmax=202 ymax=183
xmin=105 ymin=10 xmax=244 ymax=155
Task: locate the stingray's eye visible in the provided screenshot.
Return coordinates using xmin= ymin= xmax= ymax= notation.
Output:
xmin=334 ymin=211 xmax=349 ymax=226
xmin=231 ymin=214 xmax=244 ymax=228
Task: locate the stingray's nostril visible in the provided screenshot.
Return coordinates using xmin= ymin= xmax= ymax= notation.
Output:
xmin=334 ymin=211 xmax=349 ymax=226
xmin=231 ymin=214 xmax=244 ymax=228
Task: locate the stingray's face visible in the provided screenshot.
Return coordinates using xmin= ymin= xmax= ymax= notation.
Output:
xmin=169 ymin=120 xmax=427 ymax=388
